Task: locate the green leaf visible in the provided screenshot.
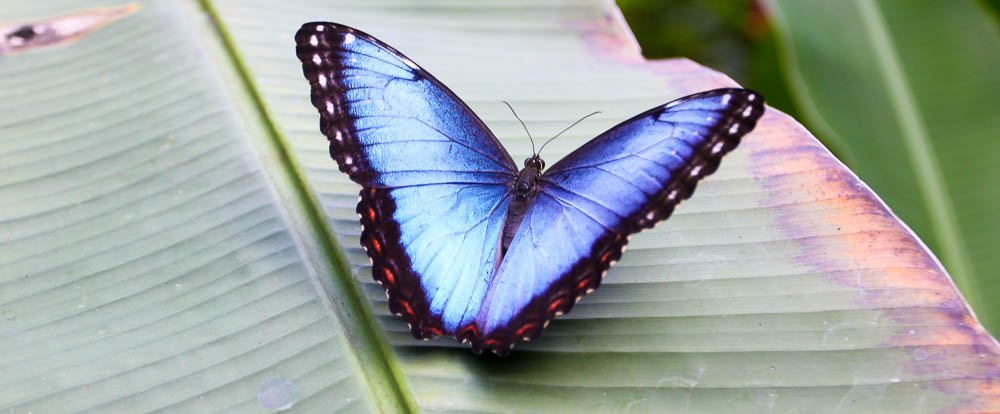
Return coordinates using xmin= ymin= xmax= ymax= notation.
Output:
xmin=765 ymin=0 xmax=1000 ymax=332
xmin=2 ymin=0 xmax=998 ymax=413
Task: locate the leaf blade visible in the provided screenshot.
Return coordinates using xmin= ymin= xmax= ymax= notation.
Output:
xmin=209 ymin=0 xmax=1000 ymax=412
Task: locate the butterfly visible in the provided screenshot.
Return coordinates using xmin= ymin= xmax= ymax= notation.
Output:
xmin=295 ymin=22 xmax=765 ymax=355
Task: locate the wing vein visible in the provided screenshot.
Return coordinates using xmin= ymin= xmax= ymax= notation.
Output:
xmin=537 ymin=190 xmax=617 ymax=233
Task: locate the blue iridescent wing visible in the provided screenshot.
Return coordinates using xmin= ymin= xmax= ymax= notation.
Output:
xmin=295 ymin=23 xmax=518 ymax=339
xmin=474 ymin=89 xmax=765 ymax=354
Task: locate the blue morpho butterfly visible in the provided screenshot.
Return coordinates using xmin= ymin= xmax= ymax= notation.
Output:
xmin=295 ymin=22 xmax=765 ymax=355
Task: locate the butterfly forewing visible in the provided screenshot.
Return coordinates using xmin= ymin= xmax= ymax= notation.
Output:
xmin=294 ymin=22 xmax=516 ymax=187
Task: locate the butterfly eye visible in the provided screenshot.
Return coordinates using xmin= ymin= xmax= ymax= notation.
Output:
xmin=523 ymin=157 xmax=545 ymax=170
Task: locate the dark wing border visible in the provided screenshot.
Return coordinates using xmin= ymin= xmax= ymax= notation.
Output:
xmin=475 ymin=89 xmax=766 ymax=355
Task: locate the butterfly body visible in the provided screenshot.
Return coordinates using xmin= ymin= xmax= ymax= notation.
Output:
xmin=503 ymin=156 xmax=545 ymax=255
xmin=295 ymin=22 xmax=765 ymax=355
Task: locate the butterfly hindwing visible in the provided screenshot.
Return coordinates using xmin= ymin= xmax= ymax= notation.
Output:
xmin=476 ymin=90 xmax=765 ymax=353
xmin=295 ymin=22 xmax=518 ymax=339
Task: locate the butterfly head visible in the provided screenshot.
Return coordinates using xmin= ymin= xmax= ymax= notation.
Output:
xmin=523 ymin=155 xmax=545 ymax=171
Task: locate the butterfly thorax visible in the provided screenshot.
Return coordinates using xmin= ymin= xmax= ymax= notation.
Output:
xmin=514 ymin=156 xmax=545 ymax=199
xmin=500 ymin=156 xmax=546 ymax=257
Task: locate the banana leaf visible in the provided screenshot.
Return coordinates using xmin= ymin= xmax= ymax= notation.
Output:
xmin=1 ymin=0 xmax=997 ymax=412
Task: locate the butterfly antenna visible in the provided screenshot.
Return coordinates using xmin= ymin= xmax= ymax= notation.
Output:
xmin=503 ymin=101 xmax=536 ymax=155
xmin=537 ymin=111 xmax=601 ymax=155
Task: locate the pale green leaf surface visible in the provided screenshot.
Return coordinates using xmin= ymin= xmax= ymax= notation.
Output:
xmin=766 ymin=0 xmax=1000 ymax=332
xmin=208 ymin=0 xmax=1000 ymax=412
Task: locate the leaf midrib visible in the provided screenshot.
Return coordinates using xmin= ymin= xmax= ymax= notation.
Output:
xmin=195 ymin=0 xmax=417 ymax=412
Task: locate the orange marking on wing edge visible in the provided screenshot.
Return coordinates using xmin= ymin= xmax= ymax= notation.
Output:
xmin=381 ymin=267 xmax=396 ymax=287
xmin=547 ymin=298 xmax=568 ymax=314
xmin=600 ymin=251 xmax=613 ymax=262
xmin=457 ymin=325 xmax=479 ymax=338
xmin=514 ymin=323 xmax=537 ymax=338
xmin=397 ymin=300 xmax=416 ymax=318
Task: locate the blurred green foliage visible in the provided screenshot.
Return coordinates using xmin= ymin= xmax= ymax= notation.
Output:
xmin=617 ymin=0 xmax=802 ymax=125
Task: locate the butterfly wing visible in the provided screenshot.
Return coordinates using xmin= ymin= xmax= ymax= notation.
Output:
xmin=295 ymin=23 xmax=518 ymax=338
xmin=474 ymin=89 xmax=765 ymax=354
